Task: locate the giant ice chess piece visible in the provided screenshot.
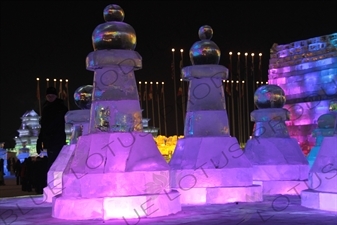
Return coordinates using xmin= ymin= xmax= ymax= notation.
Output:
xmin=301 ymin=101 xmax=337 ymax=212
xmin=307 ymin=100 xmax=337 ymax=168
xmin=169 ymin=25 xmax=262 ymax=205
xmin=52 ymin=4 xmax=181 ymax=220
xmin=244 ymin=85 xmax=309 ymax=195
xmin=43 ymin=85 xmax=92 ymax=202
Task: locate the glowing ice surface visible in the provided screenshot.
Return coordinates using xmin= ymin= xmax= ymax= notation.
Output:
xmin=245 ymin=106 xmax=309 ymax=195
xmin=170 ymin=50 xmax=262 ymax=204
xmin=301 ymin=135 xmax=337 ymax=212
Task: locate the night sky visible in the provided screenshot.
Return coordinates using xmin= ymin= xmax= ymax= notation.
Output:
xmin=1 ymin=1 xmax=336 ymax=147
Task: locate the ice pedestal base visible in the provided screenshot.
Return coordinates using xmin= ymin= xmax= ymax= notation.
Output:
xmin=251 ymin=164 xmax=309 ymax=181
xmin=62 ymin=170 xmax=173 ymax=198
xmin=170 ymin=168 xmax=262 ymax=205
xmin=244 ymin=138 xmax=309 ymax=195
xmin=52 ymin=190 xmax=181 ymax=220
xmin=308 ymin=136 xmax=337 ymax=193
xmin=43 ymin=144 xmax=76 ymax=203
xmin=253 ymin=180 xmax=308 ymax=195
xmin=301 ymin=189 xmax=337 ymax=212
xmin=174 ymin=185 xmax=262 ymax=205
xmin=307 ymin=145 xmax=320 ymax=168
xmin=169 ymin=136 xmax=262 ymax=205
xmin=43 ymin=186 xmax=57 ymax=203
xmin=52 ymin=132 xmax=182 ymax=219
xmin=251 ymin=164 xmax=309 ymax=195
xmin=301 ymin=136 xmax=337 ymax=212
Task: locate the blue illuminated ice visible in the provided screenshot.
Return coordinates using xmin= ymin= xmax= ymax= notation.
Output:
xmin=301 ymin=110 xmax=337 ymax=212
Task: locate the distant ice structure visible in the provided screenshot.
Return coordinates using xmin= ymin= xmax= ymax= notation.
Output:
xmin=268 ymin=33 xmax=337 ymax=155
xmin=0 ymin=142 xmax=7 ymax=176
xmin=16 ymin=141 xmax=30 ymax=163
xmin=244 ymin=85 xmax=310 ymax=195
xmin=301 ymin=103 xmax=337 ymax=212
xmin=14 ymin=110 xmax=40 ymax=150
xmin=169 ymin=25 xmax=262 ymax=205
xmin=51 ymin=4 xmax=181 ymax=220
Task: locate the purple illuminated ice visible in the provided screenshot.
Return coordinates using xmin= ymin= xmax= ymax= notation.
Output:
xmin=43 ymin=93 xmax=91 ymax=203
xmin=268 ymin=33 xmax=337 ymax=154
xmin=244 ymin=85 xmax=310 ymax=195
xmin=308 ymin=100 xmax=337 ymax=167
xmin=301 ymin=104 xmax=337 ymax=212
xmin=51 ymin=4 xmax=181 ymax=220
xmin=169 ymin=25 xmax=262 ymax=205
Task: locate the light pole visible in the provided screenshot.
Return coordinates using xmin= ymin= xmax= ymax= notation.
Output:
xmin=180 ymin=49 xmax=185 ymax=124
xmin=172 ymin=48 xmax=179 ymax=135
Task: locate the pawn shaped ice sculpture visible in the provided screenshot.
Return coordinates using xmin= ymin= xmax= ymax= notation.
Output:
xmin=308 ymin=100 xmax=337 ymax=167
xmin=301 ymin=101 xmax=337 ymax=212
xmin=43 ymin=85 xmax=92 ymax=202
xmin=244 ymin=85 xmax=309 ymax=195
xmin=169 ymin=25 xmax=262 ymax=205
xmin=52 ymin=4 xmax=181 ymax=221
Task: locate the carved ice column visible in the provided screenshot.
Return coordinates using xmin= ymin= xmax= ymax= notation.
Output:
xmin=169 ymin=25 xmax=262 ymax=205
xmin=244 ymin=85 xmax=309 ymax=195
xmin=52 ymin=4 xmax=181 ymax=220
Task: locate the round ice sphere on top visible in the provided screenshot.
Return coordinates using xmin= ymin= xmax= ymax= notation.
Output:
xmin=92 ymin=4 xmax=136 ymax=51
xmin=103 ymin=4 xmax=124 ymax=22
xmin=189 ymin=25 xmax=221 ymax=65
xmin=74 ymin=85 xmax=93 ymax=109
xmin=254 ymin=85 xmax=286 ymax=109
xmin=317 ymin=113 xmax=337 ymax=129
xmin=198 ymin=25 xmax=213 ymax=40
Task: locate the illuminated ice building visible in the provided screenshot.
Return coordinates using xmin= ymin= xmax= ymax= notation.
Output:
xmin=268 ymin=33 xmax=337 ymax=155
xmin=14 ymin=110 xmax=40 ymax=150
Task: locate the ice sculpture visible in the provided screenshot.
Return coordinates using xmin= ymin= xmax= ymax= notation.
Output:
xmin=43 ymin=85 xmax=92 ymax=202
xmin=244 ymin=85 xmax=310 ymax=195
xmin=307 ymin=133 xmax=324 ymax=168
xmin=0 ymin=142 xmax=7 ymax=176
xmin=308 ymin=100 xmax=337 ymax=167
xmin=52 ymin=4 xmax=181 ymax=220
xmin=268 ymin=33 xmax=337 ymax=154
xmin=301 ymin=101 xmax=337 ymax=212
xmin=169 ymin=25 xmax=262 ymax=205
xmin=14 ymin=110 xmax=40 ymax=147
xmin=16 ymin=141 xmax=30 ymax=163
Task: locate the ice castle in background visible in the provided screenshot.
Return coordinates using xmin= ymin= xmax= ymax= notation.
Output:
xmin=14 ymin=109 xmax=72 ymax=153
xmin=14 ymin=110 xmax=40 ymax=148
xmin=268 ymin=33 xmax=337 ymax=155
